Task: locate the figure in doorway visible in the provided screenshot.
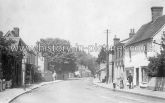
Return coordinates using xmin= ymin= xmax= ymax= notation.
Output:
xmin=127 ymin=73 xmax=133 ymax=89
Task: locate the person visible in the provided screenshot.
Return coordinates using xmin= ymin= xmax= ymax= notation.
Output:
xmin=102 ymin=76 xmax=106 ymax=83
xmin=120 ymin=74 xmax=124 ymax=89
xmin=120 ymin=79 xmax=124 ymax=89
xmin=52 ymin=71 xmax=57 ymax=81
xmin=113 ymin=79 xmax=117 ymax=91
xmin=127 ymin=73 xmax=133 ymax=89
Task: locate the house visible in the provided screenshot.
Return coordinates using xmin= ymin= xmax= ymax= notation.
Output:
xmin=112 ymin=34 xmax=131 ymax=85
xmin=5 ymin=27 xmax=38 ymax=86
xmin=97 ymin=63 xmax=106 ymax=82
xmin=4 ymin=27 xmax=27 ymax=87
xmin=37 ymin=54 xmax=45 ymax=74
xmin=125 ymin=7 xmax=165 ymax=87
xmin=25 ymin=49 xmax=38 ymax=84
xmin=78 ymin=65 xmax=91 ymax=77
xmin=0 ymin=31 xmax=23 ymax=87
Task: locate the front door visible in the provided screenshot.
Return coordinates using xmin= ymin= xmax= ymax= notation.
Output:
xmin=136 ymin=68 xmax=139 ymax=86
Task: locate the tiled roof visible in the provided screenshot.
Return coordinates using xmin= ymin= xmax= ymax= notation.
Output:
xmin=115 ymin=38 xmax=130 ymax=47
xmin=5 ymin=37 xmax=21 ymax=47
xmin=126 ymin=15 xmax=165 ymax=46
xmin=115 ymin=42 xmax=124 ymax=46
xmin=120 ymin=38 xmax=130 ymax=43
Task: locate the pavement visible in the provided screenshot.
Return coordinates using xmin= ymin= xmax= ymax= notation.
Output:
xmin=0 ymin=80 xmax=62 ymax=103
xmin=10 ymin=78 xmax=165 ymax=103
xmin=93 ymin=78 xmax=165 ymax=100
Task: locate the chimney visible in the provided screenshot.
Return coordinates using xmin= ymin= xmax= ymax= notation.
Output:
xmin=151 ymin=7 xmax=163 ymax=21
xmin=113 ymin=35 xmax=120 ymax=45
xmin=129 ymin=29 xmax=135 ymax=38
xmin=0 ymin=31 xmax=3 ymax=37
xmin=13 ymin=27 xmax=19 ymax=37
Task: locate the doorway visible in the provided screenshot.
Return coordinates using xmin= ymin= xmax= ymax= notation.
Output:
xmin=136 ymin=68 xmax=139 ymax=86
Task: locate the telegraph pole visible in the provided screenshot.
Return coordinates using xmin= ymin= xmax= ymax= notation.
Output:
xmin=106 ymin=29 xmax=109 ymax=84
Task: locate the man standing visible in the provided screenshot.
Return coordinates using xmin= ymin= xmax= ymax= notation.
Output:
xmin=127 ymin=73 xmax=133 ymax=89
xmin=52 ymin=71 xmax=57 ymax=81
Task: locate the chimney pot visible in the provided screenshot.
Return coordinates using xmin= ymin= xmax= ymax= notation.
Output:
xmin=0 ymin=31 xmax=3 ymax=37
xmin=113 ymin=35 xmax=120 ymax=45
xmin=151 ymin=7 xmax=163 ymax=21
xmin=13 ymin=27 xmax=19 ymax=37
xmin=129 ymin=28 xmax=135 ymax=38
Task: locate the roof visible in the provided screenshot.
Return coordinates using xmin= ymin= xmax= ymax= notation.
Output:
xmin=97 ymin=68 xmax=106 ymax=73
xmin=120 ymin=38 xmax=130 ymax=44
xmin=115 ymin=42 xmax=124 ymax=46
xmin=115 ymin=38 xmax=130 ymax=47
xmin=4 ymin=30 xmax=17 ymax=37
xmin=6 ymin=37 xmax=26 ymax=47
xmin=5 ymin=37 xmax=21 ymax=47
xmin=126 ymin=15 xmax=165 ymax=46
xmin=4 ymin=29 xmax=37 ymax=55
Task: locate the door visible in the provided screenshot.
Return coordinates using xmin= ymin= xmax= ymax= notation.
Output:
xmin=136 ymin=68 xmax=139 ymax=86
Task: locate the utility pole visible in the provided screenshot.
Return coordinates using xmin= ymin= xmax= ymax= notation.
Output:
xmin=106 ymin=29 xmax=109 ymax=84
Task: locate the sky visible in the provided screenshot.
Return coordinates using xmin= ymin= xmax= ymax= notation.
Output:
xmin=0 ymin=0 xmax=165 ymax=56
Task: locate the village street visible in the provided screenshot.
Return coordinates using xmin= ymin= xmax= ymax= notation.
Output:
xmin=0 ymin=1 xmax=165 ymax=103
xmin=11 ymin=78 xmax=165 ymax=103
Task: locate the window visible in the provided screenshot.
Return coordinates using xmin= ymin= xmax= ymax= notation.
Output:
xmin=120 ymin=47 xmax=123 ymax=57
xmin=142 ymin=68 xmax=148 ymax=82
xmin=118 ymin=48 xmax=120 ymax=58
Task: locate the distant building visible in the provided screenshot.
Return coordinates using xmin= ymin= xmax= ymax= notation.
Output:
xmin=97 ymin=63 xmax=106 ymax=82
xmin=37 ymin=54 xmax=45 ymax=73
xmin=78 ymin=65 xmax=91 ymax=77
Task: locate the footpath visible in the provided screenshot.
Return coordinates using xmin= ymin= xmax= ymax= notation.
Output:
xmin=0 ymin=80 xmax=62 ymax=103
xmin=93 ymin=79 xmax=165 ymax=100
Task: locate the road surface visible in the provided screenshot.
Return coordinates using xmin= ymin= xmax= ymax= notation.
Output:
xmin=11 ymin=78 xmax=165 ymax=103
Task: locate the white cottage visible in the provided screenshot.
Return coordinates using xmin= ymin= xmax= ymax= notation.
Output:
xmin=125 ymin=7 xmax=165 ymax=87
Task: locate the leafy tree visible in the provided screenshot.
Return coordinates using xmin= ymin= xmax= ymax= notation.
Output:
xmin=0 ymin=35 xmax=23 ymax=81
xmin=86 ymin=56 xmax=98 ymax=75
xmin=96 ymin=47 xmax=107 ymax=64
xmin=147 ymin=54 xmax=165 ymax=77
xmin=147 ymin=33 xmax=165 ymax=77
xmin=75 ymin=51 xmax=99 ymax=75
xmin=147 ymin=32 xmax=165 ymax=91
xmin=36 ymin=38 xmax=77 ymax=73
xmin=76 ymin=51 xmax=88 ymax=67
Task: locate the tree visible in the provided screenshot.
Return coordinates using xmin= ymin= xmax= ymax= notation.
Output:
xmin=86 ymin=56 xmax=98 ymax=75
xmin=147 ymin=33 xmax=165 ymax=91
xmin=36 ymin=38 xmax=77 ymax=73
xmin=75 ymin=51 xmax=99 ymax=75
xmin=75 ymin=51 xmax=88 ymax=67
xmin=147 ymin=33 xmax=165 ymax=77
xmin=96 ymin=47 xmax=107 ymax=64
xmin=0 ymin=35 xmax=23 ymax=82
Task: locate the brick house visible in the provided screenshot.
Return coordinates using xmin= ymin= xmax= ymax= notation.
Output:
xmin=112 ymin=32 xmax=132 ymax=84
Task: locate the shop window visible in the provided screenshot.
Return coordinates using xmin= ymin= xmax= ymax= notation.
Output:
xmin=142 ymin=68 xmax=148 ymax=82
